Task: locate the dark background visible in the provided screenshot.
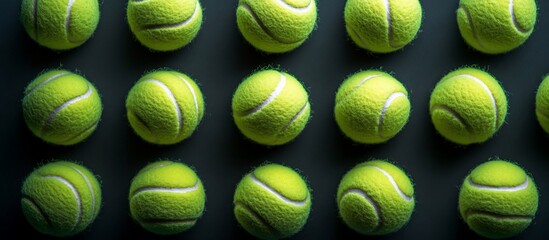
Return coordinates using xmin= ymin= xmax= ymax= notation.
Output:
xmin=2 ymin=0 xmax=549 ymax=239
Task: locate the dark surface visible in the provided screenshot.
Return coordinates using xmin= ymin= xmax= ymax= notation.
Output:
xmin=2 ymin=0 xmax=549 ymax=239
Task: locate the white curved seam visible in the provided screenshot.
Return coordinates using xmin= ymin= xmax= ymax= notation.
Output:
xmin=469 ymin=177 xmax=529 ymax=192
xmin=250 ymin=173 xmax=308 ymax=206
xmin=26 ymin=73 xmax=69 ymax=96
xmin=67 ymin=165 xmax=95 ymax=222
xmin=277 ymin=0 xmax=313 ymax=13
xmin=448 ymin=74 xmax=497 ymax=127
xmin=146 ymin=79 xmax=182 ymax=133
xmin=176 ymin=75 xmax=200 ymax=122
xmin=341 ymin=189 xmax=381 ymax=227
xmin=368 ymin=166 xmax=413 ymax=201
xmin=356 ymin=75 xmax=382 ymax=90
xmin=142 ymin=162 xmax=174 ymax=174
xmin=132 ymin=182 xmax=199 ymax=198
xmin=383 ymin=0 xmax=396 ymax=48
xmin=280 ymin=102 xmax=309 ymax=133
xmin=378 ymin=92 xmax=406 ymax=130
xmin=509 ymin=0 xmax=527 ymax=33
xmin=180 ymin=2 xmax=200 ymax=27
xmin=42 ymin=85 xmax=93 ymax=133
xmin=65 ymin=0 xmax=75 ymax=38
xmin=242 ymin=74 xmax=286 ymax=116
xmin=44 ymin=175 xmax=81 ymax=227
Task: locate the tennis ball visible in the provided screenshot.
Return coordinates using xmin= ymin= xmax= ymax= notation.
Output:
xmin=129 ymin=160 xmax=205 ymax=235
xmin=459 ymin=160 xmax=538 ymax=239
xmin=430 ymin=68 xmax=507 ymax=145
xmin=535 ymin=75 xmax=549 ymax=134
xmin=234 ymin=163 xmax=311 ymax=239
xmin=337 ymin=160 xmax=414 ymax=235
xmin=22 ymin=69 xmax=102 ymax=146
xmin=127 ymin=0 xmax=203 ymax=51
xmin=21 ymin=161 xmax=102 ymax=237
xmin=236 ymin=0 xmax=317 ymax=53
xmin=457 ymin=0 xmax=537 ymax=54
xmin=126 ymin=70 xmax=205 ymax=145
xmin=232 ymin=69 xmax=311 ymax=146
xmin=335 ymin=70 xmax=411 ymax=144
xmin=344 ymin=0 xmax=422 ymax=53
xmin=20 ymin=0 xmax=100 ymax=50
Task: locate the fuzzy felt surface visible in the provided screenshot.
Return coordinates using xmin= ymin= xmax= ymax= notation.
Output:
xmin=535 ymin=76 xmax=549 ymax=134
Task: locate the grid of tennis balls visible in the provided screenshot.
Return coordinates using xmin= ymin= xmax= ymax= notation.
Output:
xmin=21 ymin=0 xmax=537 ymax=54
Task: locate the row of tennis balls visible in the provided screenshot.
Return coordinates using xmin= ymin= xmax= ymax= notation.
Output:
xmin=21 ymin=159 xmax=538 ymax=239
xmin=21 ymin=0 xmax=537 ymax=54
xmin=22 ymin=67 xmax=549 ymax=147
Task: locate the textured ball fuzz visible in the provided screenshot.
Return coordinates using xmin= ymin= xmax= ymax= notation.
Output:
xmin=129 ymin=161 xmax=205 ymax=235
xmin=335 ymin=70 xmax=411 ymax=144
xmin=344 ymin=0 xmax=422 ymax=53
xmin=459 ymin=160 xmax=538 ymax=239
xmin=233 ymin=164 xmax=311 ymax=239
xmin=236 ymin=0 xmax=317 ymax=53
xmin=127 ymin=0 xmax=203 ymax=51
xmin=21 ymin=161 xmax=102 ymax=237
xmin=22 ymin=70 xmax=102 ymax=145
xmin=457 ymin=0 xmax=537 ymax=54
xmin=232 ymin=69 xmax=311 ymax=146
xmin=126 ymin=70 xmax=205 ymax=145
xmin=429 ymin=68 xmax=507 ymax=145
xmin=337 ymin=160 xmax=414 ymax=235
xmin=535 ymin=76 xmax=549 ymax=134
xmin=21 ymin=0 xmax=100 ymax=50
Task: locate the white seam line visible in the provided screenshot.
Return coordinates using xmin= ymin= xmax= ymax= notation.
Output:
xmin=140 ymin=2 xmax=199 ymax=30
xmin=65 ymin=0 xmax=75 ymax=42
xmin=42 ymin=85 xmax=93 ymax=134
xmin=383 ymin=0 xmax=396 ymax=48
xmin=44 ymin=175 xmax=81 ymax=228
xmin=337 ymin=75 xmax=382 ymax=105
xmin=378 ymin=92 xmax=406 ymax=135
xmin=447 ymin=74 xmax=498 ymax=128
xmin=241 ymin=73 xmax=286 ymax=116
xmin=430 ymin=104 xmax=471 ymax=132
xmin=341 ymin=189 xmax=381 ymax=228
xmin=250 ymin=173 xmax=308 ymax=206
xmin=146 ymin=79 xmax=182 ymax=133
xmin=276 ymin=0 xmax=313 ymax=13
xmin=468 ymin=177 xmax=529 ymax=191
xmin=131 ymin=182 xmax=199 ymax=198
xmin=510 ymin=0 xmax=528 ymax=33
xmin=176 ymin=75 xmax=200 ymax=123
xmin=25 ymin=73 xmax=69 ymax=96
xmin=368 ymin=165 xmax=413 ymax=201
xmin=66 ymin=165 xmax=96 ymax=222
xmin=142 ymin=162 xmax=174 ymax=174
xmin=280 ymin=102 xmax=309 ymax=133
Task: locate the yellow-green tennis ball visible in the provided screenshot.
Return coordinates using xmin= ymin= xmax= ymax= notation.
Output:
xmin=21 ymin=0 xmax=100 ymax=50
xmin=22 ymin=69 xmax=102 ymax=146
xmin=335 ymin=70 xmax=411 ymax=144
xmin=236 ymin=0 xmax=317 ymax=53
xmin=129 ymin=160 xmax=206 ymax=235
xmin=344 ymin=0 xmax=422 ymax=53
xmin=234 ymin=163 xmax=311 ymax=239
xmin=430 ymin=68 xmax=507 ymax=145
xmin=126 ymin=70 xmax=205 ymax=145
xmin=21 ymin=161 xmax=102 ymax=237
xmin=127 ymin=0 xmax=203 ymax=51
xmin=457 ymin=0 xmax=537 ymax=54
xmin=232 ymin=69 xmax=311 ymax=146
xmin=535 ymin=76 xmax=549 ymax=134
xmin=337 ymin=160 xmax=414 ymax=235
xmin=459 ymin=160 xmax=538 ymax=239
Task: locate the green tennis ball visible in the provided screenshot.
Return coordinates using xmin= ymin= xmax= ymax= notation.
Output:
xmin=234 ymin=163 xmax=311 ymax=239
xmin=236 ymin=0 xmax=317 ymax=53
xmin=126 ymin=70 xmax=205 ymax=145
xmin=535 ymin=75 xmax=549 ymax=134
xmin=459 ymin=160 xmax=538 ymax=239
xmin=21 ymin=161 xmax=102 ymax=237
xmin=457 ymin=0 xmax=537 ymax=54
xmin=337 ymin=160 xmax=414 ymax=235
xmin=344 ymin=0 xmax=422 ymax=53
xmin=429 ymin=68 xmax=507 ymax=145
xmin=127 ymin=0 xmax=203 ymax=51
xmin=22 ymin=69 xmax=103 ymax=146
xmin=21 ymin=0 xmax=100 ymax=50
xmin=335 ymin=70 xmax=411 ymax=144
xmin=129 ymin=160 xmax=205 ymax=235
xmin=232 ymin=69 xmax=311 ymax=146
